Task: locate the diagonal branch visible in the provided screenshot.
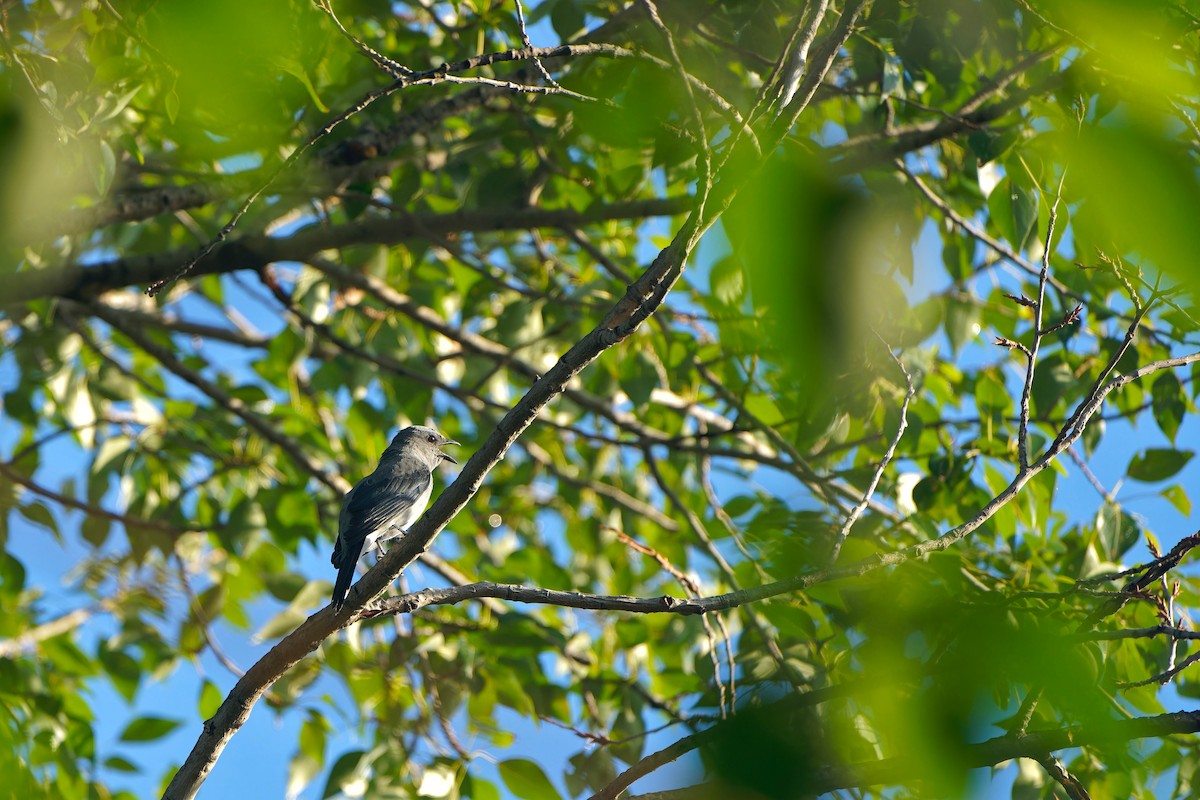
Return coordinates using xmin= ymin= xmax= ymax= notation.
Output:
xmin=160 ymin=6 xmax=873 ymax=795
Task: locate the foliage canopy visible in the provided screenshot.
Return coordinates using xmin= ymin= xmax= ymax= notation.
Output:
xmin=3 ymin=1 xmax=1200 ymax=799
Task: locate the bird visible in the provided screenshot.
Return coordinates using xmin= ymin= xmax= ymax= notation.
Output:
xmin=331 ymin=425 xmax=458 ymax=610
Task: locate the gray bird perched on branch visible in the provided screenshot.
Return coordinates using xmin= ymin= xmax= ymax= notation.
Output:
xmin=331 ymin=425 xmax=458 ymax=610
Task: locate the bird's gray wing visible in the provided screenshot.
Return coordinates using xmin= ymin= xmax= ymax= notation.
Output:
xmin=344 ymin=462 xmax=433 ymax=539
xmin=331 ymin=457 xmax=433 ymax=610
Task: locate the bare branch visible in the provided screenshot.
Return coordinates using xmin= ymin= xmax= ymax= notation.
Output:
xmin=828 ymin=337 xmax=914 ymax=562
xmin=0 ymin=604 xmax=106 ymax=658
xmin=1018 ymin=175 xmax=1065 ymax=470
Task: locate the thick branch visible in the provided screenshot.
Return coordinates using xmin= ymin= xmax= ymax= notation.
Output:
xmin=6 ymin=197 xmax=690 ymax=306
xmin=367 ymin=581 xmax=706 ymax=617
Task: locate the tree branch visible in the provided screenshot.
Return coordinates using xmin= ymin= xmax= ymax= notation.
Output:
xmin=6 ymin=197 xmax=690 ymax=306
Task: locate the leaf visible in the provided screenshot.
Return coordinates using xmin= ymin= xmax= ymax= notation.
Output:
xmin=198 ymin=680 xmax=222 ymax=719
xmin=565 ymin=749 xmax=617 ymax=797
xmin=987 ymin=176 xmax=1037 ymax=252
xmin=709 ymin=255 xmax=745 ymax=306
xmin=91 ymin=139 xmax=117 ymax=195
xmin=498 ymin=758 xmax=561 ymax=800
xmin=322 ymin=750 xmax=367 ymax=800
xmin=1151 ymin=371 xmax=1186 ymax=444
xmin=462 ymin=774 xmax=502 ymax=800
xmin=743 ymin=391 xmax=784 ymax=426
xmin=252 ymin=605 xmax=308 ymax=643
xmin=549 ymin=0 xmax=585 ymax=40
xmin=1095 ymin=501 xmax=1139 ymax=562
xmin=945 ymin=297 xmax=979 ymax=356
xmin=1162 ymin=485 xmax=1192 ymax=516
xmin=1127 ymin=449 xmax=1194 ymax=483
xmin=0 ymin=553 xmax=26 ymax=592
xmin=974 ymin=368 xmax=1012 ymax=414
xmin=99 ymin=646 xmax=141 ymax=702
xmin=619 ymin=351 xmax=659 ymax=409
xmin=81 ymin=515 xmax=111 ymax=548
xmin=299 ymin=714 xmax=327 ymax=764
xmin=287 ymin=755 xmax=322 ymax=799
xmin=881 ymin=48 xmax=903 ymax=98
xmin=968 ymin=128 xmax=1018 ymax=165
xmin=118 ymin=716 xmax=181 ymax=743
xmin=104 ymin=755 xmax=140 ymax=773
xmin=18 ymin=501 xmax=59 ymax=539
xmin=1030 ymin=357 xmax=1074 ymax=416
xmin=277 ymin=58 xmax=329 ymax=112
xmin=94 ymin=84 xmax=142 ymax=125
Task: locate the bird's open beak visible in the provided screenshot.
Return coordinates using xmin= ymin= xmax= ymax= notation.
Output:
xmin=441 ymin=441 xmax=460 ymax=464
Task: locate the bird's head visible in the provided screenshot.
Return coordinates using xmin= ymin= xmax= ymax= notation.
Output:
xmin=388 ymin=425 xmax=459 ymax=467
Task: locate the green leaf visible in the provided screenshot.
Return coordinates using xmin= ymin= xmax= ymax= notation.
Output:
xmin=299 ymin=714 xmax=327 ymax=765
xmin=1095 ymin=501 xmax=1139 ymax=562
xmin=1030 ymin=357 xmax=1073 ymax=416
xmin=18 ymin=501 xmax=59 ymax=539
xmin=99 ymin=646 xmax=141 ymax=702
xmin=968 ymin=128 xmax=1018 ymax=165
xmin=498 ymin=758 xmax=561 ymax=800
xmin=198 ymin=680 xmax=222 ymax=719
xmin=118 ymin=716 xmax=181 ymax=743
xmin=322 ymin=750 xmax=367 ymax=800
xmin=881 ymin=48 xmax=903 ymax=98
xmin=1127 ymin=449 xmax=1194 ymax=483
xmin=987 ymin=176 xmax=1037 ymax=252
xmin=619 ymin=351 xmax=659 ymax=409
xmin=709 ymin=255 xmax=745 ymax=306
xmin=0 ymin=552 xmax=26 ymax=592
xmin=104 ymin=755 xmax=140 ymax=773
xmin=1151 ymin=371 xmax=1186 ymax=444
xmin=253 ymin=605 xmax=308 ymax=643
xmin=1161 ymin=485 xmax=1192 ymax=516
xmin=945 ymin=297 xmax=979 ymax=356
xmin=565 ymin=749 xmax=617 ymax=797
xmin=549 ymin=0 xmax=585 ymax=41
xmin=462 ymin=774 xmax=502 ymax=800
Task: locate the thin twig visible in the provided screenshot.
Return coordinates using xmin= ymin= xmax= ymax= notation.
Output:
xmin=316 ymin=0 xmax=413 ymax=78
xmin=827 ymin=335 xmax=914 ymax=562
xmin=513 ymin=0 xmax=560 ymax=89
xmin=1067 ymin=446 xmax=1115 ymax=504
xmin=1017 ymin=173 xmax=1066 ymax=470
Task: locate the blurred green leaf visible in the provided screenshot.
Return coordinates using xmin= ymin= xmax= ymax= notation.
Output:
xmin=498 ymin=759 xmax=561 ymax=800
xmin=118 ymin=716 xmax=181 ymax=743
xmin=1127 ymin=449 xmax=1193 ymax=483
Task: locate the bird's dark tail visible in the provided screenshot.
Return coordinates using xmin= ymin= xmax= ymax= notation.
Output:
xmin=332 ymin=556 xmax=354 ymax=611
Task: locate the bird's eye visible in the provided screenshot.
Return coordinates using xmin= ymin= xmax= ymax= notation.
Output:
xmin=427 ymin=434 xmax=436 ymax=443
